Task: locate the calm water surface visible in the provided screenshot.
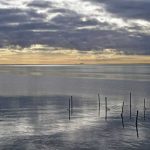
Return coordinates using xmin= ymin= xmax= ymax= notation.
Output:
xmin=0 ymin=65 xmax=149 ymax=150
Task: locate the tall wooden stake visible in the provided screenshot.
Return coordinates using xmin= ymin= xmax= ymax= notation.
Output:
xmin=136 ymin=110 xmax=139 ymax=138
xmin=69 ymin=98 xmax=71 ymax=120
xmin=144 ymin=98 xmax=146 ymax=120
xmin=130 ymin=92 xmax=132 ymax=119
xmin=105 ymin=97 xmax=107 ymax=120
xmin=121 ymin=113 xmax=124 ymax=128
xmin=122 ymin=101 xmax=124 ymax=114
xmin=121 ymin=101 xmax=124 ymax=128
xmin=71 ymin=96 xmax=73 ymax=108
xmin=70 ymin=96 xmax=73 ymax=114
xmin=98 ymin=93 xmax=100 ymax=116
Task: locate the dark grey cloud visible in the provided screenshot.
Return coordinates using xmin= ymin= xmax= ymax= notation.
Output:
xmin=27 ymin=1 xmax=52 ymax=8
xmin=0 ymin=8 xmax=45 ymax=23
xmin=88 ymin=0 xmax=150 ymax=20
xmin=0 ymin=0 xmax=150 ymax=55
xmin=0 ymin=9 xmax=28 ymax=25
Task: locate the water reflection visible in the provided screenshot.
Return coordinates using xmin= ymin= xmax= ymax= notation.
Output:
xmin=0 ymin=95 xmax=150 ymax=149
xmin=0 ymin=65 xmax=149 ymax=149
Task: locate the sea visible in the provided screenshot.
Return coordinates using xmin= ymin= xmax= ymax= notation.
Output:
xmin=0 ymin=64 xmax=149 ymax=150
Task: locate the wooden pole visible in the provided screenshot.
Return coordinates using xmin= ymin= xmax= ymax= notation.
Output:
xmin=130 ymin=92 xmax=132 ymax=119
xmin=136 ymin=110 xmax=139 ymax=138
xmin=121 ymin=101 xmax=124 ymax=128
xmin=70 ymin=96 xmax=73 ymax=114
xmin=121 ymin=113 xmax=124 ymax=128
xmin=69 ymin=98 xmax=71 ymax=120
xmin=144 ymin=98 xmax=146 ymax=120
xmin=122 ymin=101 xmax=124 ymax=114
xmin=98 ymin=93 xmax=100 ymax=116
xmin=71 ymin=96 xmax=73 ymax=108
xmin=105 ymin=97 xmax=107 ymax=120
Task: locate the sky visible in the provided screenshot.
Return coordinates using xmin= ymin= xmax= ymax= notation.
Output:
xmin=0 ymin=0 xmax=150 ymax=64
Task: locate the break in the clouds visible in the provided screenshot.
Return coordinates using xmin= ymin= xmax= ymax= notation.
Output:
xmin=0 ymin=0 xmax=150 ymax=55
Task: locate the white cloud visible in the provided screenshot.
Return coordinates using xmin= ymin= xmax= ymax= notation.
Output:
xmin=47 ymin=0 xmax=150 ymax=34
xmin=1 ymin=0 xmax=150 ymax=34
xmin=0 ymin=0 xmax=30 ymax=9
xmin=1 ymin=44 xmax=124 ymax=57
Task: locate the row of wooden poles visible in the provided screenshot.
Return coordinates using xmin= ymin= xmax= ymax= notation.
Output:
xmin=68 ymin=92 xmax=147 ymax=138
xmin=121 ymin=92 xmax=146 ymax=138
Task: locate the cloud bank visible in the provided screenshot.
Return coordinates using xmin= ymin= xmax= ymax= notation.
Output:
xmin=0 ymin=44 xmax=149 ymax=64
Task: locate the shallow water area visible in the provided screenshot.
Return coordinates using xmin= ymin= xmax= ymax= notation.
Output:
xmin=0 ymin=65 xmax=149 ymax=150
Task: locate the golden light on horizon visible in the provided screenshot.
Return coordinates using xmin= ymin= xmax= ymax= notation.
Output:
xmin=0 ymin=46 xmax=149 ymax=64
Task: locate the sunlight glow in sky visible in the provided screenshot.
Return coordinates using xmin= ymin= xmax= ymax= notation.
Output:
xmin=0 ymin=0 xmax=150 ymax=64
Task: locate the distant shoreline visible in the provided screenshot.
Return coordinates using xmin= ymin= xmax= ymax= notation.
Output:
xmin=0 ymin=63 xmax=150 ymax=66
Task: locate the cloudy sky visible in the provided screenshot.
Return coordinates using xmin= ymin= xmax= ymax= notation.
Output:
xmin=0 ymin=0 xmax=150 ymax=64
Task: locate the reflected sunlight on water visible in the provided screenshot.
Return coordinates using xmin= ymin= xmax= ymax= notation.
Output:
xmin=0 ymin=65 xmax=149 ymax=149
